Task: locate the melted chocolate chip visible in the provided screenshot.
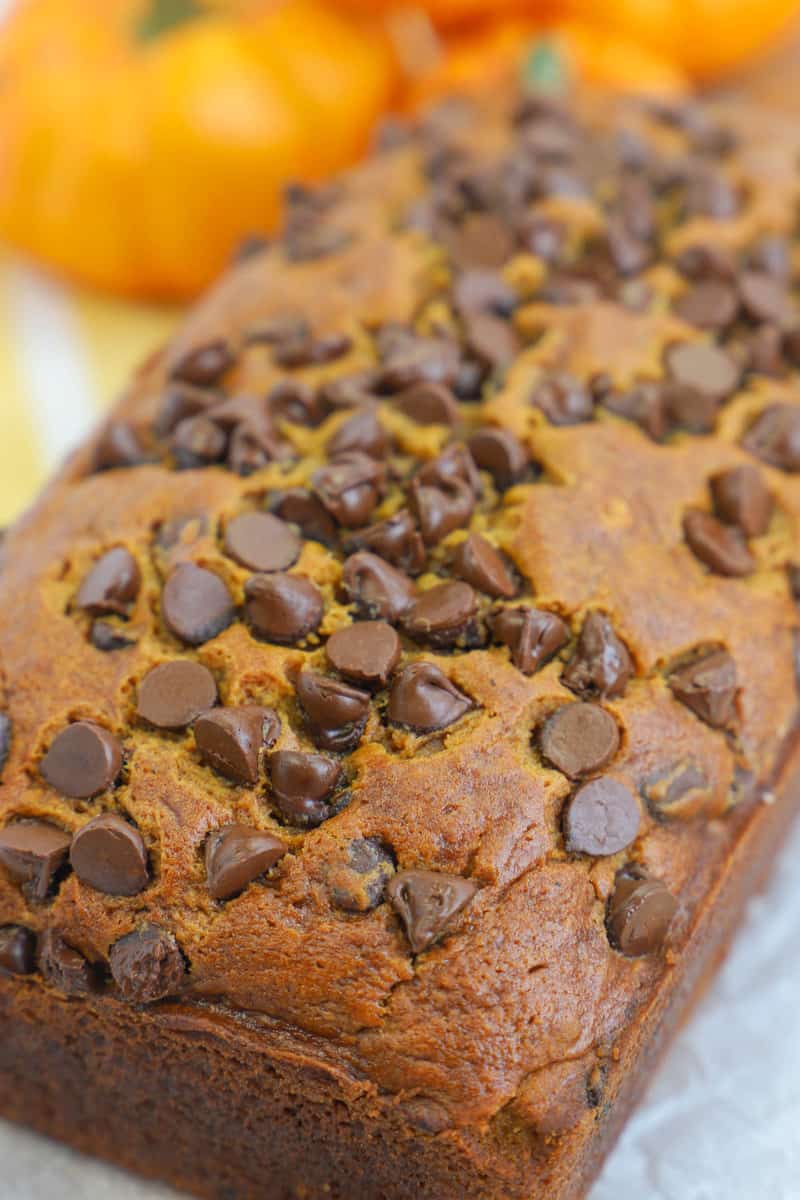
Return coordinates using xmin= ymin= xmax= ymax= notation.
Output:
xmin=467 ymin=428 xmax=530 ymax=487
xmin=710 ymin=465 xmax=772 ymax=537
xmin=76 ymin=548 xmax=141 ymax=616
xmin=452 ymin=533 xmax=516 ymax=598
xmin=110 ymin=925 xmax=186 ymax=1004
xmin=345 ymin=511 xmax=426 ymax=576
xmin=269 ymin=750 xmax=342 ymax=827
xmin=327 ymin=408 xmax=388 ymax=459
xmin=171 ymin=415 xmax=227 ymax=469
xmin=342 ymin=551 xmax=416 ymax=623
xmin=643 ymin=761 xmax=712 ymax=821
xmin=393 ymin=382 xmax=460 ymax=426
xmin=669 ymin=650 xmax=738 ymax=728
xmin=742 ymin=405 xmax=800 ymax=472
xmin=0 ymin=821 xmax=71 ymax=901
xmin=223 ymin=512 xmax=301 ymax=574
xmin=205 ymin=825 xmax=287 ymax=900
xmin=0 ymin=925 xmax=37 ymax=976
xmin=194 ymin=706 xmax=280 ymax=784
xmin=295 ymin=672 xmax=370 ymax=753
xmin=539 ymin=703 xmax=620 ymax=778
xmin=563 ymin=778 xmax=640 ymax=857
xmin=683 ymin=509 xmax=755 ymax=577
xmin=326 ymin=621 xmax=401 ymax=688
xmin=312 ymin=453 xmax=383 ymax=527
xmin=136 ymin=660 xmax=218 ymax=730
xmin=386 ymin=869 xmax=478 ymax=954
xmin=562 ymin=613 xmax=633 ymax=700
xmin=170 ymin=340 xmax=234 ymax=387
xmin=490 ymin=607 xmax=569 ymax=674
xmin=328 ymin=839 xmax=395 ymax=912
xmin=162 ymin=563 xmax=235 ymax=646
xmin=388 ymin=662 xmax=471 ymax=732
xmin=40 ymin=722 xmax=122 ymax=799
xmin=90 ymin=623 xmax=139 ymax=656
xmin=244 ymin=573 xmax=323 ymax=644
xmin=403 ymin=581 xmax=478 ymax=648
xmin=271 ymin=489 xmax=338 ymax=547
xmin=70 ymin=814 xmax=149 ymax=896
xmin=607 ymin=870 xmax=677 ymax=957
xmin=530 ymin=374 xmax=593 ymax=425
xmin=38 ymin=929 xmax=97 ymax=996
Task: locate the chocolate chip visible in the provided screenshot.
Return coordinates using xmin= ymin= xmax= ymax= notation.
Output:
xmin=539 ymin=703 xmax=620 ymax=778
xmin=162 ymin=564 xmax=234 ymax=646
xmin=643 ymin=761 xmax=711 ymax=821
xmin=530 ymin=374 xmax=593 ymax=426
xmin=109 ymin=925 xmax=186 ymax=1004
xmin=319 ymin=370 xmax=380 ymax=412
xmin=40 ymin=722 xmax=122 ymax=799
xmin=467 ymin=428 xmax=530 ymax=488
xmin=345 ymin=510 xmax=426 ymax=575
xmin=682 ymin=509 xmax=754 ymax=577
xmin=607 ymin=870 xmax=677 ymax=957
xmin=562 ymin=613 xmax=633 ymax=700
xmin=91 ymin=625 xmax=138 ymax=656
xmin=137 ymin=660 xmax=218 ymax=730
xmin=244 ymin=573 xmax=323 ymax=644
xmin=445 ymin=215 xmax=517 ymax=270
xmin=38 ymin=929 xmax=97 ymax=996
xmin=684 ymin=167 xmax=740 ymax=219
xmin=490 ymin=606 xmax=569 ymax=674
xmin=272 ymin=489 xmax=338 ymax=547
xmin=452 ymin=268 xmax=517 ymax=321
xmin=417 ymin=442 xmax=480 ymax=493
xmin=518 ymin=214 xmax=565 ymax=261
xmin=0 ymin=821 xmax=71 ymax=901
xmin=408 ymin=477 xmax=475 ymax=546
xmin=295 ymin=672 xmax=370 ymax=753
xmin=603 ymin=382 xmax=668 ymax=441
xmin=710 ymin=465 xmax=772 ymax=537
xmin=386 ymin=869 xmax=477 ymax=954
xmin=228 ymin=416 xmax=286 ymax=476
xmin=326 ymin=621 xmax=401 ymax=688
xmin=669 ymin=649 xmax=738 ymax=728
xmin=70 ymin=814 xmax=149 ymax=896
xmin=742 ymin=405 xmax=800 ymax=472
xmin=664 ymin=342 xmax=740 ymax=429
xmin=376 ymin=327 xmax=460 ymax=392
xmin=403 ymin=581 xmax=478 ymax=649
xmin=223 ymin=512 xmax=301 ymax=573
xmin=604 ymin=219 xmax=651 ymax=277
xmin=388 ymin=662 xmax=471 ymax=732
xmin=171 ymin=340 xmax=234 ymax=387
xmin=205 ymin=825 xmax=287 ymax=900
xmin=674 ymin=280 xmax=739 ymax=330
xmin=327 ymin=408 xmax=388 ymax=459
xmin=342 ymin=551 xmax=416 ymax=623
xmin=312 ymin=453 xmax=383 ymax=527
xmin=393 ymin=382 xmax=460 ymax=426
xmin=748 ymin=236 xmax=791 ymax=279
xmin=171 ymin=415 xmax=227 ymax=469
xmin=194 ymin=706 xmax=280 ymax=784
xmin=0 ymin=925 xmax=36 ymax=975
xmin=268 ymin=379 xmax=328 ymax=427
xmin=269 ymin=750 xmax=342 ymax=827
xmin=155 ymin=384 xmax=216 ymax=438
xmin=563 ymin=778 xmax=640 ymax=857
xmin=743 ymin=324 xmax=786 ymax=377
xmin=156 ymin=512 xmax=208 ymax=551
xmin=76 ymin=548 xmax=141 ymax=617
xmin=328 ymin=839 xmax=395 ymax=911
xmin=92 ymin=422 xmax=149 ymax=471
xmin=0 ymin=713 xmax=11 ymax=779
xmin=738 ymin=271 xmax=790 ymax=326
xmin=273 ymin=329 xmax=352 ymax=370
xmin=452 ymin=533 xmax=516 ymax=598
xmin=674 ymin=243 xmax=737 ymax=281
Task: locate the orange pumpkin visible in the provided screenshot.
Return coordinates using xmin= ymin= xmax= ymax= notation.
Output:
xmin=0 ymin=0 xmax=397 ymax=300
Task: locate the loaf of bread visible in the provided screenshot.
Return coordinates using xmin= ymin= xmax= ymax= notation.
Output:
xmin=2 ymin=78 xmax=800 ymax=1200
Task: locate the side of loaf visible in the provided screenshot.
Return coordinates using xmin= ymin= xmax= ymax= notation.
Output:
xmin=1 ymin=79 xmax=800 ymax=1200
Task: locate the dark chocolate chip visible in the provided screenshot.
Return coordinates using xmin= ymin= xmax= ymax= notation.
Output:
xmin=408 ymin=477 xmax=475 ymax=545
xmin=386 ymin=869 xmax=477 ymax=954
xmin=0 ymin=925 xmax=37 ymax=976
xmin=607 ymin=870 xmax=677 ymax=957
xmin=109 ymin=925 xmax=186 ymax=1004
xmin=669 ymin=650 xmax=738 ymax=728
xmin=327 ymin=408 xmax=388 ymax=459
xmin=445 ymin=215 xmax=517 ymax=270
xmin=162 ymin=563 xmax=234 ymax=646
xmin=683 ymin=509 xmax=755 ymax=577
xmin=156 ymin=512 xmax=208 ymax=551
xmin=603 ymin=382 xmax=668 ymax=441
xmin=562 ymin=613 xmax=633 ymax=700
xmin=563 ymin=778 xmax=640 ymax=857
xmin=0 ymin=713 xmax=11 ymax=779
xmin=155 ymin=384 xmax=217 ymax=438
xmin=674 ymin=280 xmax=739 ymax=330
xmin=328 ymin=838 xmax=395 ymax=912
xmin=312 ymin=453 xmax=383 ymax=527
xmin=70 ymin=814 xmax=149 ymax=896
xmin=170 ymin=340 xmax=234 ymax=387
xmin=467 ymin=427 xmax=530 ymax=487
xmin=376 ymin=327 xmax=460 ymax=392
xmin=269 ymin=750 xmax=342 ymax=827
xmin=194 ymin=706 xmax=280 ymax=785
xmin=326 ymin=621 xmax=401 ymax=688
xmin=205 ymin=825 xmax=287 ymax=900
xmin=38 ymin=929 xmax=97 ymax=996
xmin=136 ymin=660 xmax=218 ymax=730
xmin=738 ymin=271 xmax=791 ymax=326
xmin=539 ymin=703 xmax=620 ymax=778
xmin=268 ymin=379 xmax=328 ymax=428
xmin=709 ymin=465 xmax=772 ymax=537
xmin=402 ymin=581 xmax=478 ymax=649
xmin=171 ymin=415 xmax=227 ymax=469
xmin=530 ymin=374 xmax=593 ymax=426
xmin=342 ymin=551 xmax=416 ymax=623
xmin=643 ymin=761 xmax=712 ymax=821
xmin=40 ymin=722 xmax=122 ymax=799
xmin=228 ymin=416 xmax=287 ymax=476
xmin=743 ymin=323 xmax=786 ymax=378
xmin=244 ymin=573 xmax=323 ymax=644
xmin=224 ymin=512 xmax=301 ymax=573
xmin=272 ymin=489 xmax=338 ymax=547
xmin=742 ymin=405 xmax=800 ymax=472
xmin=665 ymin=342 xmax=740 ymax=426
xmin=490 ymin=607 xmax=569 ymax=674
xmin=318 ymin=370 xmax=380 ymax=412
xmin=92 ymin=422 xmax=149 ymax=471
xmin=295 ymin=672 xmax=370 ymax=753
xmin=76 ymin=548 xmax=141 ymax=617
xmin=0 ymin=821 xmax=71 ymax=901
xmin=452 ymin=533 xmax=516 ymax=598
xmin=345 ymin=511 xmax=426 ymax=575
xmin=90 ymin=616 xmax=138 ymax=649
xmin=388 ymin=662 xmax=471 ymax=732
xmin=417 ymin=442 xmax=480 ymax=493
xmin=674 ymin=243 xmax=737 ymax=281
xmin=393 ymin=382 xmax=459 ymax=427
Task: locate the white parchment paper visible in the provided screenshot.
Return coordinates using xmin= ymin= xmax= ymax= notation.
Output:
xmin=3 ymin=816 xmax=800 ymax=1200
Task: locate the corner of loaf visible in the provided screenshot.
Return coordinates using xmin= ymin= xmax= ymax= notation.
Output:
xmin=1 ymin=75 xmax=800 ymax=1200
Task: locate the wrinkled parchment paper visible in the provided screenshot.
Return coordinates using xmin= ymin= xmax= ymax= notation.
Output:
xmin=4 ymin=816 xmax=800 ymax=1200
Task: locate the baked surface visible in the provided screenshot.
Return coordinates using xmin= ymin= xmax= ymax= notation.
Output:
xmin=1 ymin=79 xmax=800 ymax=1199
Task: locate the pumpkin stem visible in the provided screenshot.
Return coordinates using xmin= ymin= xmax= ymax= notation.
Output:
xmin=521 ymin=40 xmax=568 ymax=95
xmin=136 ymin=0 xmax=206 ymax=42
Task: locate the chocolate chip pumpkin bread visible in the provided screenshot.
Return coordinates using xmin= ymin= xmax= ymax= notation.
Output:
xmin=2 ymin=79 xmax=800 ymax=1200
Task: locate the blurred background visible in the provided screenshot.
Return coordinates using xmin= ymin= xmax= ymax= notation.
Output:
xmin=1 ymin=0 xmax=799 ymax=529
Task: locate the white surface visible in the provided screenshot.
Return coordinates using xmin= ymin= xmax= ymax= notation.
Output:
xmin=2 ymin=816 xmax=799 ymax=1199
